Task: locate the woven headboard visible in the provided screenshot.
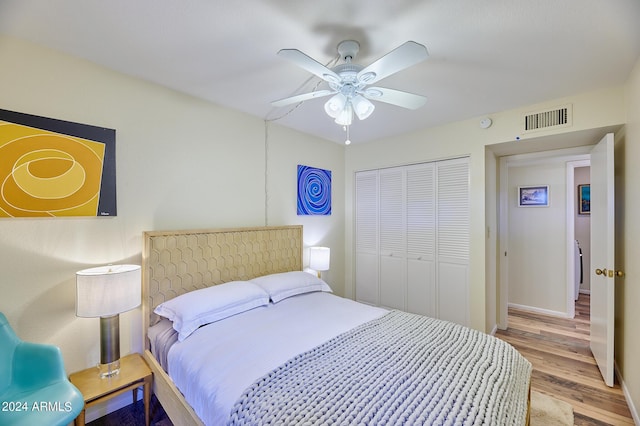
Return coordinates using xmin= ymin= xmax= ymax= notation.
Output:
xmin=142 ymin=225 xmax=303 ymax=344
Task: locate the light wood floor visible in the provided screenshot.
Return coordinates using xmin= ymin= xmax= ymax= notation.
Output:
xmin=495 ymin=294 xmax=634 ymax=425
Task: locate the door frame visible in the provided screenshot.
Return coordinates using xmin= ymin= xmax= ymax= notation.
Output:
xmin=565 ymin=158 xmax=591 ymax=316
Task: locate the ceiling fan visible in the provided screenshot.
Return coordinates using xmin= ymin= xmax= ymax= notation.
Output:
xmin=271 ymin=40 xmax=429 ymax=128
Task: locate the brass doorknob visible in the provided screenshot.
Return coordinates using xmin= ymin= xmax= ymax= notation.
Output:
xmin=595 ymin=268 xmax=607 ymax=276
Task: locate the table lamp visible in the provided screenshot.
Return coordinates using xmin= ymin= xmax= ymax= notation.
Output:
xmin=76 ymin=264 xmax=141 ymax=378
xmin=309 ymin=246 xmax=330 ymax=278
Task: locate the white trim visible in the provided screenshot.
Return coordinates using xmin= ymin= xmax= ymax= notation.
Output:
xmin=615 ymin=361 xmax=640 ymax=425
xmin=508 ymin=303 xmax=572 ymax=319
xmin=497 ymin=157 xmax=509 ymax=330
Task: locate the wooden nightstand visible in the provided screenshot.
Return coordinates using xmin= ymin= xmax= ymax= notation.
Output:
xmin=69 ymin=353 xmax=152 ymax=426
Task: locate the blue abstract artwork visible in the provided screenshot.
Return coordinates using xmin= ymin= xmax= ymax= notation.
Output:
xmin=297 ymin=165 xmax=331 ymax=215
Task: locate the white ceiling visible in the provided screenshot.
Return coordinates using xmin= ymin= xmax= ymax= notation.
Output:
xmin=1 ymin=0 xmax=639 ymax=145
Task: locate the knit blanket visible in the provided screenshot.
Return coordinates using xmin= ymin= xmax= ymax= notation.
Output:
xmin=229 ymin=310 xmax=531 ymax=425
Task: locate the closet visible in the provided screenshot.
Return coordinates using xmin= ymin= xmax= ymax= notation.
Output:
xmin=355 ymin=157 xmax=470 ymax=326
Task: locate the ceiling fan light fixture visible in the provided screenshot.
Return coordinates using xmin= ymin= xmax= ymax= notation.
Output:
xmin=324 ymin=93 xmax=347 ymax=118
xmin=352 ymin=95 xmax=375 ymax=120
xmin=334 ymin=103 xmax=353 ymax=126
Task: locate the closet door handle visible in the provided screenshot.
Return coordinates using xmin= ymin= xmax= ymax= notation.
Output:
xmin=595 ymin=268 xmax=607 ymax=276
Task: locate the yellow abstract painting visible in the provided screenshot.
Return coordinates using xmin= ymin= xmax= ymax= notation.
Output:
xmin=0 ymin=110 xmax=116 ymax=217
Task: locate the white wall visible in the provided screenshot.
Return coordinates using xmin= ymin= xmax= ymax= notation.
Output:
xmin=0 ymin=36 xmax=344 ymax=419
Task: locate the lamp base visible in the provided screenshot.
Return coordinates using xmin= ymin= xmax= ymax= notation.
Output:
xmin=99 ymin=314 xmax=121 ymax=378
xmin=98 ymin=359 xmax=121 ymax=378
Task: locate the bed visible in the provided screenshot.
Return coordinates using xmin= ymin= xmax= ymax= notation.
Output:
xmin=142 ymin=225 xmax=532 ymax=425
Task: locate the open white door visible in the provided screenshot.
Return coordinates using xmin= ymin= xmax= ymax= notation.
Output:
xmin=589 ymin=133 xmax=616 ymax=387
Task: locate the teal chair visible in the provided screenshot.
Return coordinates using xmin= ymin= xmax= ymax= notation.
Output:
xmin=0 ymin=312 xmax=84 ymax=426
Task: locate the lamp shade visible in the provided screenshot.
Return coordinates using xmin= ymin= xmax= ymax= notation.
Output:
xmin=324 ymin=93 xmax=347 ymax=119
xmin=352 ymin=95 xmax=375 ymax=120
xmin=309 ymin=247 xmax=330 ymax=272
xmin=76 ymin=264 xmax=141 ymax=318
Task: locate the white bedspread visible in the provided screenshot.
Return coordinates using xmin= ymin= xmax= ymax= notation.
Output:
xmin=166 ymin=292 xmax=388 ymax=425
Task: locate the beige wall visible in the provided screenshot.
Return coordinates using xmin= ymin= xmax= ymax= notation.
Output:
xmin=0 ymin=37 xmax=345 ymax=419
xmin=618 ymin=56 xmax=640 ymax=423
xmin=264 ymin=122 xmax=346 ymax=289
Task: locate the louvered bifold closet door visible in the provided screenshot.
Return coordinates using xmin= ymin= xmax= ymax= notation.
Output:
xmin=406 ymin=163 xmax=436 ymax=317
xmin=378 ymin=168 xmax=406 ymax=310
xmin=354 ymin=157 xmax=470 ymax=325
xmin=436 ymin=157 xmax=470 ymax=326
xmin=355 ymin=170 xmax=379 ymax=306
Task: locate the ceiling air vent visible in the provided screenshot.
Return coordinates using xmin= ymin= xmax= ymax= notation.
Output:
xmin=523 ymin=104 xmax=572 ymax=133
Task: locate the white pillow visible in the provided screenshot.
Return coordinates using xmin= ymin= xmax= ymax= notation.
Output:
xmin=154 ymin=281 xmax=269 ymax=341
xmin=250 ymin=271 xmax=332 ymax=303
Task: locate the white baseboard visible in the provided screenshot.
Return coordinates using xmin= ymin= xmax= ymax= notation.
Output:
xmin=615 ymin=362 xmax=640 ymax=425
xmin=508 ymin=303 xmax=572 ymax=318
xmin=579 ymin=288 xmax=591 ymax=295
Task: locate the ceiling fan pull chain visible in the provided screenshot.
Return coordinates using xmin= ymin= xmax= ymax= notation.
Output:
xmin=345 ymin=125 xmax=352 ymax=145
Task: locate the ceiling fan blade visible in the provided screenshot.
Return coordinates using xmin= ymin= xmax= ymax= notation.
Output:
xmin=357 ymin=41 xmax=428 ymax=85
xmin=271 ymin=89 xmax=335 ymax=107
xmin=363 ymin=87 xmax=427 ymax=110
xmin=278 ymin=49 xmax=341 ymax=83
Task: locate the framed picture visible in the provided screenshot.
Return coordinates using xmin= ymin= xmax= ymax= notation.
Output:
xmin=518 ymin=185 xmax=549 ymax=207
xmin=578 ymin=184 xmax=590 ymax=215
xmin=297 ymin=165 xmax=331 ymax=215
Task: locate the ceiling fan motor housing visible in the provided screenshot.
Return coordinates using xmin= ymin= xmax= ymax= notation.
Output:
xmin=329 ymin=63 xmax=363 ymax=93
xmin=337 ymin=40 xmax=360 ymax=62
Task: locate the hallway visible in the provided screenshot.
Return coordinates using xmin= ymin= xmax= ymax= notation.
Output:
xmin=495 ymin=294 xmax=634 ymax=425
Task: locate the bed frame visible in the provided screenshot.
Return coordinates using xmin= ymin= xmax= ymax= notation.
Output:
xmin=142 ymin=225 xmax=303 ymax=426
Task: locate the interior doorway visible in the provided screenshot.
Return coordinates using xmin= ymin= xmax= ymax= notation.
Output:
xmin=497 ymin=149 xmax=590 ymax=323
xmin=489 ymin=125 xmax=620 ymax=330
